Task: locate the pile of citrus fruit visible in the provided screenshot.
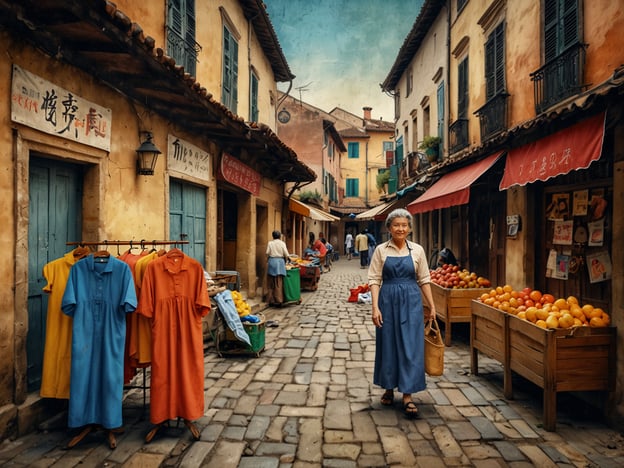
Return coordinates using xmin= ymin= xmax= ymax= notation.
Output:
xmin=430 ymin=264 xmax=491 ymax=289
xmin=478 ymin=285 xmax=610 ymax=328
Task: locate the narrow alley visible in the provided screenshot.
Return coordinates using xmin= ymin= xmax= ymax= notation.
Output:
xmin=1 ymin=258 xmax=624 ymax=467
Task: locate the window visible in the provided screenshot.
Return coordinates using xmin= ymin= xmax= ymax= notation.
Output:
xmin=545 ymin=0 xmax=579 ymax=61
xmin=437 ymin=82 xmax=445 ymax=147
xmin=411 ymin=115 xmax=418 ymax=152
xmin=458 ymin=57 xmax=469 ymax=118
xmin=406 ymin=69 xmax=413 ymax=97
xmin=403 ymin=124 xmax=409 ymax=153
xmin=250 ymin=71 xmax=259 ymax=122
xmin=485 ymin=23 xmax=505 ymax=100
xmin=222 ymin=25 xmax=239 ymax=113
xmin=346 ymin=178 xmax=359 ymax=197
xmin=422 ymin=106 xmax=431 ymax=138
xmin=348 ymin=142 xmax=359 ymax=159
xmin=167 ymin=0 xmax=200 ymax=76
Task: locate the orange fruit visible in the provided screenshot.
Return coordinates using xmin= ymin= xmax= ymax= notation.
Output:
xmin=573 ymin=318 xmax=583 ymax=327
xmin=536 ymin=308 xmax=549 ymax=321
xmin=496 ymin=286 xmax=504 ymax=295
xmin=567 ymin=296 xmax=579 ymax=305
xmin=553 ymin=298 xmax=568 ymax=309
xmin=581 ymin=304 xmax=595 ymax=318
xmin=569 ymin=304 xmax=583 ymax=319
xmin=536 ymin=320 xmax=547 ymax=329
xmin=525 ymin=307 xmax=538 ymax=322
xmin=484 ymin=297 xmax=495 ymax=306
xmin=589 ymin=316 xmax=606 ymax=328
xmin=589 ymin=308 xmax=604 ymax=319
xmin=541 ymin=294 xmax=555 ymax=304
xmin=503 ymin=284 xmax=513 ymax=293
xmin=601 ymin=312 xmax=610 ymax=325
xmin=517 ymin=311 xmax=527 ymax=320
xmin=558 ymin=313 xmax=574 ymax=329
xmin=545 ymin=314 xmax=560 ymax=329
xmin=480 ymin=293 xmax=490 ymax=302
xmin=529 ymin=290 xmax=543 ymax=302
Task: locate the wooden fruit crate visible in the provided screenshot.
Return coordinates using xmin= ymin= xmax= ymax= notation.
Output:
xmin=470 ymin=300 xmax=616 ymax=431
xmin=507 ymin=312 xmax=615 ymax=431
xmin=431 ymin=283 xmax=485 ymax=345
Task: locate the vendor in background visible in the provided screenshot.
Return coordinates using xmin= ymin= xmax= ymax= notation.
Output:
xmin=312 ymin=233 xmax=328 ymax=273
xmin=266 ymin=230 xmax=290 ymax=307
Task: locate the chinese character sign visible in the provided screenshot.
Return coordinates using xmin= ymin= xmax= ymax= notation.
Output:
xmin=167 ymin=135 xmax=211 ymax=180
xmin=11 ymin=65 xmax=111 ymax=151
xmin=219 ymin=153 xmax=261 ymax=196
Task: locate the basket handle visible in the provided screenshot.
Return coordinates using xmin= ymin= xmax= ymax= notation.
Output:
xmin=425 ymin=318 xmax=441 ymax=335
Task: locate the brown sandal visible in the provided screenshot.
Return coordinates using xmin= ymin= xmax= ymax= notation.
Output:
xmin=403 ymin=401 xmax=419 ymax=418
xmin=380 ymin=390 xmax=394 ymax=406
xmin=184 ymin=419 xmax=201 ymax=440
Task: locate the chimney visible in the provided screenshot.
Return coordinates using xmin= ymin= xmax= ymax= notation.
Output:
xmin=363 ymin=106 xmax=372 ymax=120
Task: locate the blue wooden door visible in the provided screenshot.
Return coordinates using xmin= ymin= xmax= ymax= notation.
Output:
xmin=27 ymin=158 xmax=83 ymax=391
xmin=169 ymin=180 xmax=206 ymax=267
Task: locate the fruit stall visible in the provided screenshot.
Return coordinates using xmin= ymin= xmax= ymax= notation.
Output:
xmin=471 ymin=288 xmax=616 ymax=431
xmin=430 ymin=264 xmax=492 ymax=346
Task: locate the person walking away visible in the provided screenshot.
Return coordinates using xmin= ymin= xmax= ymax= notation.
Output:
xmin=355 ymin=229 xmax=369 ymax=269
xmin=345 ymin=231 xmax=354 ymax=260
xmin=368 ymin=208 xmax=436 ymax=418
xmin=365 ymin=229 xmax=376 ymax=265
xmin=266 ymin=230 xmax=290 ymax=306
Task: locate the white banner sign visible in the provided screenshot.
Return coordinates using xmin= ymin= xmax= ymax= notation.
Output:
xmin=11 ymin=65 xmax=112 ymax=151
xmin=167 ymin=134 xmax=211 ymax=180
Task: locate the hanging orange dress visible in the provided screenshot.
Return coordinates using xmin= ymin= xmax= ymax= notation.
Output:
xmin=137 ymin=249 xmax=210 ymax=424
xmin=40 ymin=248 xmax=85 ymax=399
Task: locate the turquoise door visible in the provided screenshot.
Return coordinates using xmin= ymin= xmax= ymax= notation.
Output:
xmin=169 ymin=180 xmax=206 ymax=267
xmin=27 ymin=158 xmax=83 ymax=391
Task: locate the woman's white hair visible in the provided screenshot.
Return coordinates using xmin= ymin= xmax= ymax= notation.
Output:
xmin=385 ymin=208 xmax=413 ymax=229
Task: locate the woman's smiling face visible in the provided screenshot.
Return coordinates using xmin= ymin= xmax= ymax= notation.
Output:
xmin=389 ymin=217 xmax=411 ymax=240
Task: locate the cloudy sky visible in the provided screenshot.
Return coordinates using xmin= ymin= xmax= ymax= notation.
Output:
xmin=265 ymin=0 xmax=424 ymax=121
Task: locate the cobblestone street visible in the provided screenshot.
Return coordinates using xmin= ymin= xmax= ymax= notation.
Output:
xmin=1 ymin=258 xmax=624 ymax=467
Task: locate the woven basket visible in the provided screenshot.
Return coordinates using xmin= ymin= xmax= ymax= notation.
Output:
xmin=424 ymin=318 xmax=445 ymax=376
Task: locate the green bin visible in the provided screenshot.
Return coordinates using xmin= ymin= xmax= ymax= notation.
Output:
xmin=284 ymin=267 xmax=301 ymax=303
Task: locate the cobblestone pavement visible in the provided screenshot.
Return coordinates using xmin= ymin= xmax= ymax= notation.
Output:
xmin=2 ymin=258 xmax=624 ymax=467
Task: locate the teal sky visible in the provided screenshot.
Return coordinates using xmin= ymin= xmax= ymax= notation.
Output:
xmin=265 ymin=0 xmax=424 ymax=121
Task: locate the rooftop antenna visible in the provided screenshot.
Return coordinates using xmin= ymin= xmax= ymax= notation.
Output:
xmin=295 ymin=82 xmax=312 ymax=105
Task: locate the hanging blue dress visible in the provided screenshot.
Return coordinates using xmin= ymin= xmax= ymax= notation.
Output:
xmin=61 ymin=255 xmax=137 ymax=429
xmin=373 ymin=250 xmax=426 ymax=394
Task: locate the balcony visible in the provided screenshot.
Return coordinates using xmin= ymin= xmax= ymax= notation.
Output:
xmin=166 ymin=27 xmax=202 ymax=77
xmin=474 ymin=92 xmax=509 ymax=142
xmin=449 ymin=118 xmax=469 ymax=154
xmin=530 ymin=42 xmax=586 ymax=114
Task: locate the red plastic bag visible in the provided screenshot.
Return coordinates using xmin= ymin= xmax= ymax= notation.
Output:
xmin=348 ymin=284 xmax=369 ymax=302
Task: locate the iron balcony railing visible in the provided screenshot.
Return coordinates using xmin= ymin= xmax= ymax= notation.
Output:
xmin=166 ymin=27 xmax=202 ymax=77
xmin=530 ymin=42 xmax=586 ymax=114
xmin=449 ymin=118 xmax=469 ymax=154
xmin=474 ymin=92 xmax=510 ymax=142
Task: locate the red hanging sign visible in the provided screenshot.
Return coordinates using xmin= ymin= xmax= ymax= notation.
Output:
xmin=219 ymin=153 xmax=262 ymax=196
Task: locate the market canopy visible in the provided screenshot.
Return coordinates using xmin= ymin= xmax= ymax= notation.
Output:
xmin=499 ymin=112 xmax=605 ymax=190
xmin=289 ymin=199 xmax=340 ymax=222
xmin=356 ymin=200 xmax=396 ymax=220
xmin=407 ymin=152 xmax=503 ymax=215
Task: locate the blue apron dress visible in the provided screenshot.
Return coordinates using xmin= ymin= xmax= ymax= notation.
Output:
xmin=373 ymin=248 xmax=426 ymax=394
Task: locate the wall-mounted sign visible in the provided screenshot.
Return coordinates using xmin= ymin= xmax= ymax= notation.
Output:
xmin=11 ymin=65 xmax=111 ymax=151
xmin=167 ymin=135 xmax=211 ymax=180
xmin=219 ymin=153 xmax=261 ymax=196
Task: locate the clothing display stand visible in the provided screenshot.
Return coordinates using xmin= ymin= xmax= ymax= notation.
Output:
xmin=62 ymin=239 xmax=189 ymax=448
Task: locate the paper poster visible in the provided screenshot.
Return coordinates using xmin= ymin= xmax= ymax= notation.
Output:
xmin=589 ymin=190 xmax=607 ymax=220
xmin=553 ymin=220 xmax=573 ymax=245
xmin=572 ymin=190 xmax=588 ymax=216
xmin=546 ymin=193 xmax=570 ymax=220
xmin=546 ymin=249 xmax=558 ymax=278
xmin=587 ymin=251 xmax=612 ymax=283
xmin=554 ymin=254 xmax=569 ymax=280
xmin=587 ymin=218 xmax=604 ymax=246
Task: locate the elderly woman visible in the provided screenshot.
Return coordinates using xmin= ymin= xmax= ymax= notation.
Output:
xmin=266 ymin=230 xmax=290 ymax=306
xmin=368 ymin=208 xmax=436 ymax=418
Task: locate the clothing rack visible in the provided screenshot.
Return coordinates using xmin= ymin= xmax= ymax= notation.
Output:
xmin=66 ymin=239 xmax=189 ymax=248
xmin=65 ymin=239 xmax=189 ymax=414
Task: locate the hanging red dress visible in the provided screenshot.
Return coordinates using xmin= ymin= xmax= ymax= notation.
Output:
xmin=137 ymin=249 xmax=210 ymax=424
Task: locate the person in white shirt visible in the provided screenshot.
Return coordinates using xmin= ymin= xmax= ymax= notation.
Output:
xmin=265 ymin=230 xmax=290 ymax=306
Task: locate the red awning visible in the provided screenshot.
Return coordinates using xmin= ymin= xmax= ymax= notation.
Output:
xmin=407 ymin=152 xmax=503 ymax=215
xmin=499 ymin=112 xmax=605 ymax=190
